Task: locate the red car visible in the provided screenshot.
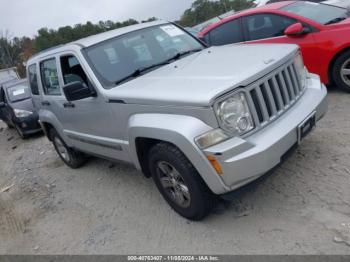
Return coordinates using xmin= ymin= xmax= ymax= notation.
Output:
xmin=198 ymin=1 xmax=350 ymax=92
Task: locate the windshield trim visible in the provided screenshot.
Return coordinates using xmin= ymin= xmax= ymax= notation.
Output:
xmin=82 ymin=23 xmax=206 ymax=90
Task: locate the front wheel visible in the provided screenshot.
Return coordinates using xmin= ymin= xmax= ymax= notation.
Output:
xmin=148 ymin=142 xmax=216 ymax=220
xmin=50 ymin=128 xmax=87 ymax=169
xmin=332 ymin=50 xmax=350 ymax=93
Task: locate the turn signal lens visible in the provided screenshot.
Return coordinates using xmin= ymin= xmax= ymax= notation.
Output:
xmin=207 ymin=155 xmax=223 ymax=175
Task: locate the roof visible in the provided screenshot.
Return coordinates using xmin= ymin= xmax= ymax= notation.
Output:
xmin=2 ymin=79 xmax=27 ymax=89
xmin=28 ymin=20 xmax=168 ymax=62
xmin=0 ymin=67 xmax=19 ymax=84
xmin=0 ymin=67 xmax=17 ymax=73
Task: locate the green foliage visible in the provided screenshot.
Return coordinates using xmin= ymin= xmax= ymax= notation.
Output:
xmin=0 ymin=0 xmax=254 ymax=73
xmin=179 ymin=0 xmax=256 ymax=27
xmin=0 ymin=34 xmax=32 ymax=76
xmin=34 ymin=19 xmax=139 ymax=52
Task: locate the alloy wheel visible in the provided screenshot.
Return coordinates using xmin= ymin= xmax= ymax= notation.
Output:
xmin=156 ymin=161 xmax=191 ymax=208
xmin=340 ymin=58 xmax=350 ymax=87
xmin=54 ymin=137 xmax=70 ymax=162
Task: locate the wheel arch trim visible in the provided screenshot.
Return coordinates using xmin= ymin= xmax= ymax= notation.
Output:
xmin=328 ymin=45 xmax=350 ymax=85
xmin=127 ymin=113 xmax=229 ymax=194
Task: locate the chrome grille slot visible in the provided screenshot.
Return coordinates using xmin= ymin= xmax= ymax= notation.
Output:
xmin=246 ymin=61 xmax=305 ymax=126
xmin=250 ymin=88 xmax=264 ymax=123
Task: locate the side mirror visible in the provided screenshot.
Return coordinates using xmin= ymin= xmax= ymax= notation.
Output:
xmin=63 ymin=81 xmax=96 ymax=102
xmin=284 ymin=23 xmax=310 ymax=37
xmin=0 ymin=102 xmax=5 ymax=108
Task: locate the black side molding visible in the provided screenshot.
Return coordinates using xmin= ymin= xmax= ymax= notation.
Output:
xmin=108 ymin=99 xmax=126 ymax=104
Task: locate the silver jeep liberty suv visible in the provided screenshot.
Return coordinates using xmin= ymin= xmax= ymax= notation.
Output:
xmin=27 ymin=21 xmax=327 ymax=220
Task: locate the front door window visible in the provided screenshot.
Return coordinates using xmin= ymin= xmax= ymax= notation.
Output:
xmin=40 ymin=58 xmax=61 ymax=96
xmin=243 ymin=14 xmax=296 ymax=41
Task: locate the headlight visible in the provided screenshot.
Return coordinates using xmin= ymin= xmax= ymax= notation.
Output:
xmin=215 ymin=92 xmax=254 ymax=135
xmin=294 ymin=52 xmax=307 ymax=89
xmin=14 ymin=109 xmax=33 ymax=118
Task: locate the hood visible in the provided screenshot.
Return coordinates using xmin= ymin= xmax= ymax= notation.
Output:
xmin=105 ymin=44 xmax=298 ymax=107
xmin=10 ymin=98 xmax=35 ymax=111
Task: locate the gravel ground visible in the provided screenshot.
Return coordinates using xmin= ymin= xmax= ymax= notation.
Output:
xmin=0 ymin=89 xmax=349 ymax=255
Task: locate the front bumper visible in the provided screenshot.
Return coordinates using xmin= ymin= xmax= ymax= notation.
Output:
xmin=13 ymin=113 xmax=42 ymax=135
xmin=203 ymin=73 xmax=328 ymax=194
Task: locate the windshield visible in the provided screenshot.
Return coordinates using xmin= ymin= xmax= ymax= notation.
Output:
xmin=281 ymin=2 xmax=349 ymax=25
xmin=84 ymin=23 xmax=204 ymax=88
xmin=7 ymin=84 xmax=31 ymax=103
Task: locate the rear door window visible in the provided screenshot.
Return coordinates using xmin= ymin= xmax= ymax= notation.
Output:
xmin=40 ymin=58 xmax=61 ymax=96
xmin=205 ymin=19 xmax=243 ymax=46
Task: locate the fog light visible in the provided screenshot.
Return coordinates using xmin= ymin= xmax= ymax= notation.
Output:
xmin=21 ymin=123 xmax=27 ymax=128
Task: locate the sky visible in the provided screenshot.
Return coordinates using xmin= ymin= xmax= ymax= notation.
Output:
xmin=0 ymin=0 xmax=195 ymax=38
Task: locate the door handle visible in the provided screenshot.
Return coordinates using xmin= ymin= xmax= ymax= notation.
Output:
xmin=63 ymin=102 xmax=75 ymax=108
xmin=41 ymin=101 xmax=50 ymax=106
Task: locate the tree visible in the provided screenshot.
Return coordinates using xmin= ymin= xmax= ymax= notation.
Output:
xmin=0 ymin=0 xmax=255 ymax=75
xmin=32 ymin=18 xmax=140 ymax=52
xmin=179 ymin=0 xmax=255 ymax=27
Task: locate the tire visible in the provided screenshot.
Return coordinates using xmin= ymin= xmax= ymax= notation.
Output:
xmin=6 ymin=122 xmax=14 ymax=129
xmin=332 ymin=50 xmax=350 ymax=93
xmin=50 ymin=128 xmax=86 ymax=169
xmin=148 ymin=142 xmax=216 ymax=220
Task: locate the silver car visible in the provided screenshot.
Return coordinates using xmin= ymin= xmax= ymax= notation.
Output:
xmin=26 ymin=21 xmax=327 ymax=220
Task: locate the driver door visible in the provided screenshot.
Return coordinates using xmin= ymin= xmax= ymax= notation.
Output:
xmin=53 ymin=52 xmax=128 ymax=161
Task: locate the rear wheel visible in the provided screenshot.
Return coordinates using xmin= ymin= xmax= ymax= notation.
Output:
xmin=332 ymin=50 xmax=350 ymax=92
xmin=148 ymin=142 xmax=216 ymax=220
xmin=50 ymin=128 xmax=87 ymax=169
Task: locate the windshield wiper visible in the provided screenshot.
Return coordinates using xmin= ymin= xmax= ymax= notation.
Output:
xmin=166 ymin=48 xmax=203 ymax=62
xmin=115 ymin=61 xmax=171 ymax=85
xmin=115 ymin=48 xmax=203 ymax=85
xmin=325 ymin=16 xmax=347 ymax=25
xmin=11 ymin=97 xmax=31 ymax=103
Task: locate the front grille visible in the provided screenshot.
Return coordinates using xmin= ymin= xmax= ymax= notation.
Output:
xmin=246 ymin=61 xmax=305 ymax=126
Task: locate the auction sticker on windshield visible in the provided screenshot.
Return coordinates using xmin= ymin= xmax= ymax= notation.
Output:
xmin=160 ymin=25 xmax=185 ymax=37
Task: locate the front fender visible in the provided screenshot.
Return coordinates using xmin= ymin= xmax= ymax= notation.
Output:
xmin=127 ymin=114 xmax=229 ymax=194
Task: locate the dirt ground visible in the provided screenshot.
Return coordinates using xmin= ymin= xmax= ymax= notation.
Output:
xmin=0 ymin=88 xmax=349 ymax=255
